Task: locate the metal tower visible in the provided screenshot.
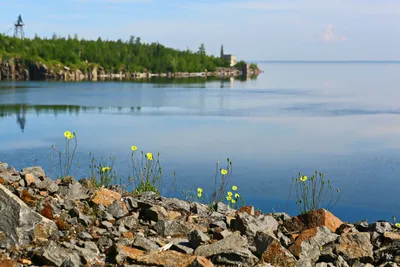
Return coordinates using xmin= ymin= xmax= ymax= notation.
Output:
xmin=14 ymin=15 xmax=25 ymax=39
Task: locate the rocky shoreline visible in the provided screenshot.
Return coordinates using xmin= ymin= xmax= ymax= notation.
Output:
xmin=0 ymin=59 xmax=262 ymax=82
xmin=0 ymin=162 xmax=399 ymax=267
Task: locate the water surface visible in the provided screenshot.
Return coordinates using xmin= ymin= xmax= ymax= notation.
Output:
xmin=1 ymin=62 xmax=400 ymax=222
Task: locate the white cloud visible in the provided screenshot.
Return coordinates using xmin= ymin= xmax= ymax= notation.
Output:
xmin=322 ymin=24 xmax=347 ymax=42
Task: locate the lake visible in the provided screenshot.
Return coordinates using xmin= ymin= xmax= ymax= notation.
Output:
xmin=1 ymin=62 xmax=400 ymax=222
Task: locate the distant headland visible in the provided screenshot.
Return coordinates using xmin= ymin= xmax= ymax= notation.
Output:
xmin=0 ymin=33 xmax=262 ymax=81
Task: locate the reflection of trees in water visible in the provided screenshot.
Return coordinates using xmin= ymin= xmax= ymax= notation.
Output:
xmin=0 ymin=104 xmax=143 ymax=132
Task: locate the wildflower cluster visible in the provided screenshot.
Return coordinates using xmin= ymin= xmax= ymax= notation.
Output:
xmin=131 ymin=145 xmax=162 ymax=194
xmin=226 ymin=185 xmax=245 ymax=208
xmin=290 ymin=171 xmax=341 ymax=214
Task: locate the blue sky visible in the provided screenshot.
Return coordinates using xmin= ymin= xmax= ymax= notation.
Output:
xmin=0 ymin=0 xmax=398 ymax=61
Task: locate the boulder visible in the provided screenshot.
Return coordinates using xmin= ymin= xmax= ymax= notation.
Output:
xmin=35 ymin=241 xmax=81 ymax=267
xmin=195 ymin=231 xmax=258 ymax=267
xmin=284 ymin=209 xmax=343 ymax=233
xmin=335 ymin=232 xmax=374 ymax=264
xmin=233 ymin=212 xmax=279 ymax=241
xmin=0 ymin=184 xmax=58 ymax=247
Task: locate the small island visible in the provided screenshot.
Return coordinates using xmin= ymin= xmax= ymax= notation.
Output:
xmin=0 ymin=33 xmax=262 ymax=81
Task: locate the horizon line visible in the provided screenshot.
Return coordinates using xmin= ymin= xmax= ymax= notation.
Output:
xmin=253 ymin=60 xmax=400 ymax=63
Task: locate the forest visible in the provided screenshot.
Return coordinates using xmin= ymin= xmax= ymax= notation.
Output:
xmin=0 ymin=34 xmax=241 ymax=73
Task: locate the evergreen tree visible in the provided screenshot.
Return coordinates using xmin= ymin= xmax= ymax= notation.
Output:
xmin=220 ymin=44 xmax=224 ymax=58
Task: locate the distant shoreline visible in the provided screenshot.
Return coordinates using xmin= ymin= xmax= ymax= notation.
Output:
xmin=255 ymin=60 xmax=400 ymax=64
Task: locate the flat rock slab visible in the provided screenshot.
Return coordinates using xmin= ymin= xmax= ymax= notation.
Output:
xmin=0 ymin=184 xmax=58 ymax=247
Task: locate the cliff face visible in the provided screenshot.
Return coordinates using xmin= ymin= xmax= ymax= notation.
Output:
xmin=0 ymin=58 xmax=261 ymax=82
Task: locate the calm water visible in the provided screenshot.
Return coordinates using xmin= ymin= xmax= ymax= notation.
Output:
xmin=1 ymin=62 xmax=400 ymax=222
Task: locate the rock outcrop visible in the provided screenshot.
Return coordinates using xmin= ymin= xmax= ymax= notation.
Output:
xmin=0 ymin=161 xmax=399 ymax=266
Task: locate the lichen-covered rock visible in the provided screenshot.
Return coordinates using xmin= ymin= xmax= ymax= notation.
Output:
xmin=0 ymin=184 xmax=58 ymax=247
xmin=107 ymin=199 xmax=128 ymax=219
xmin=284 ymin=209 xmax=343 ymax=233
xmin=91 ymin=188 xmax=121 ymax=207
xmin=335 ymin=232 xmax=374 ymax=264
xmin=255 ymin=231 xmax=297 ymax=267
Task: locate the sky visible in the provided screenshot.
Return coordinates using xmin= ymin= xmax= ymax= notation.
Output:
xmin=0 ymin=0 xmax=398 ymax=61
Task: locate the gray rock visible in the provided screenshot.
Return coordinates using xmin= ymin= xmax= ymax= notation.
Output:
xmin=190 ymin=202 xmax=209 ymax=215
xmin=153 ymin=220 xmax=191 ymax=237
xmin=171 ymin=243 xmax=194 ymax=254
xmin=0 ymin=184 xmax=58 ymax=247
xmin=78 ymin=231 xmax=93 ymax=240
xmin=118 ymin=224 xmax=128 ymax=233
xmin=195 ymin=231 xmax=258 ymax=267
xmin=133 ymin=236 xmax=159 ymax=251
xmin=210 ymin=220 xmax=227 ymax=230
xmin=379 ymin=263 xmax=399 ymax=267
xmin=73 ymin=241 xmax=102 ymax=265
xmin=69 ymin=208 xmax=92 ymax=226
xmin=36 ymin=177 xmax=59 ymax=194
xmin=335 ymin=232 xmax=373 ymax=264
xmin=96 ymin=236 xmax=113 ymax=252
xmin=163 ymin=198 xmax=191 ymax=212
xmin=188 ymin=229 xmax=210 ymax=249
xmin=99 ymin=210 xmax=114 ymax=222
xmin=36 ymin=241 xmax=81 ymax=267
xmin=335 ymin=255 xmax=350 ymax=267
xmin=233 ymin=212 xmax=279 ymax=241
xmin=142 ymin=205 xmax=168 ymax=222
xmin=116 ymin=214 xmax=139 ymax=230
xmin=122 ymin=196 xmax=138 ymax=211
xmin=58 ymin=181 xmax=89 ymax=201
xmin=370 ymin=222 xmax=392 ymax=234
xmin=214 ymin=202 xmax=235 ymax=214
xmin=0 ymin=162 xmax=8 ymax=172
xmin=277 ymin=231 xmax=292 ymax=248
xmin=101 ymin=221 xmax=113 ymax=230
xmin=107 ymin=200 xmax=128 ymax=219
xmin=20 ymin=166 xmax=46 ymax=179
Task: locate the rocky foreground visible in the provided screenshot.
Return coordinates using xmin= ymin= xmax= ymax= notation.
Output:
xmin=0 ymin=162 xmax=399 ymax=267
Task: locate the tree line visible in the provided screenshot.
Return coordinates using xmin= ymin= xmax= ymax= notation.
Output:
xmin=0 ymin=34 xmax=234 ymax=73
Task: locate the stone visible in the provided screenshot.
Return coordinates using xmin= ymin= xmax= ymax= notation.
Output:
xmin=0 ymin=184 xmax=58 ymax=247
xmin=24 ymin=173 xmax=37 ymax=186
xmin=255 ymin=231 xmax=297 ymax=267
xmin=111 ymin=245 xmax=146 ymax=264
xmin=379 ymin=263 xmax=399 ymax=267
xmin=284 ymin=209 xmax=343 ymax=233
xmin=78 ymin=231 xmax=93 ymax=240
xmin=336 ymin=223 xmax=358 ymax=235
xmin=214 ymin=202 xmax=235 ymax=214
xmin=238 ymin=205 xmax=255 ymax=215
xmin=58 ymin=181 xmax=89 ymax=201
xmin=195 ymin=231 xmax=258 ymax=266
xmin=69 ymin=208 xmax=92 ymax=226
xmin=335 ymin=232 xmax=374 ymax=264
xmin=101 ymin=221 xmax=113 ymax=229
xmin=233 ymin=212 xmax=279 ymax=241
xmin=190 ymin=202 xmax=209 ymax=215
xmin=154 ymin=220 xmax=191 ymax=237
xmin=335 ymin=255 xmax=350 ymax=267
xmin=383 ymin=232 xmax=400 ymax=245
xmin=0 ymin=162 xmax=8 ymax=172
xmin=171 ymin=243 xmax=195 ymax=255
xmin=210 ymin=220 xmax=227 ymax=230
xmin=188 ymin=229 xmax=211 ymax=249
xmin=133 ymin=236 xmax=159 ymax=251
xmin=91 ymin=188 xmax=121 ymax=207
xmin=73 ymin=241 xmax=103 ymax=265
xmin=143 ymin=205 xmax=168 ymax=222
xmin=164 ymin=197 xmax=191 ymax=212
xmin=288 ymin=227 xmax=338 ymax=265
xmin=316 ymin=263 xmax=335 ymax=267
xmin=122 ymin=196 xmax=138 ymax=211
xmin=20 ymin=166 xmax=46 ymax=179
xmin=370 ymin=222 xmax=393 ymax=234
xmin=107 ymin=200 xmax=128 ymax=219
xmin=186 ymin=256 xmax=214 ymax=267
xmin=36 ymin=177 xmax=59 ymax=194
xmin=35 ymin=241 xmax=81 ymax=267
xmin=134 ymin=251 xmax=197 ymax=266
xmin=116 ymin=214 xmax=139 ymax=230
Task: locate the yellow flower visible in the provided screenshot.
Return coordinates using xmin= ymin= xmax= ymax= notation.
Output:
xmin=227 ymin=191 xmax=233 ymax=196
xmin=101 ymin=166 xmax=111 ymax=172
xmin=232 ymin=185 xmax=237 ymax=191
xmin=64 ymin=131 xmax=73 ymax=140
xmin=396 ymin=223 xmax=400 ymax=228
xmin=231 ymin=199 xmax=236 ymax=204
xmin=146 ymin=152 xmax=153 ymax=161
xmin=221 ymin=169 xmax=228 ymax=175
xmin=226 ymin=196 xmax=232 ymax=201
xmin=197 ymin=188 xmax=203 ymax=193
xmin=197 ymin=193 xmax=202 ymax=198
xmin=300 ymin=176 xmax=308 ymax=182
xmin=235 ymin=193 xmax=240 ymax=198
xmin=131 ymin=146 xmax=138 ymax=151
